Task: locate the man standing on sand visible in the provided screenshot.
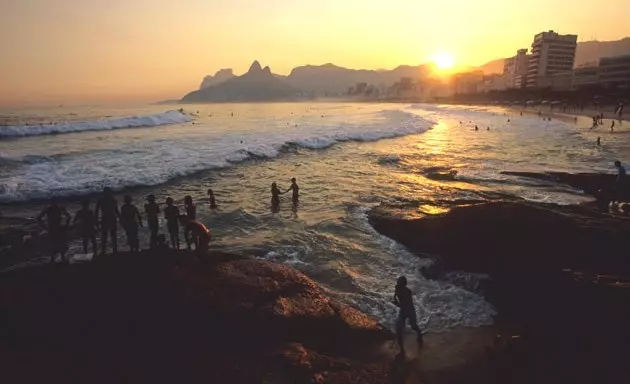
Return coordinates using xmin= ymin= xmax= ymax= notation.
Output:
xmin=393 ymin=276 xmax=423 ymax=356
xmin=95 ymin=187 xmax=120 ymax=254
xmin=37 ymin=199 xmax=71 ymax=263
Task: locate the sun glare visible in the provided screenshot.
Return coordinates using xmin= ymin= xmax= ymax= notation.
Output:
xmin=432 ymin=52 xmax=455 ymax=71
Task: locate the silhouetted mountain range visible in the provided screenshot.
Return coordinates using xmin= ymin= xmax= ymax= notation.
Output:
xmin=181 ymin=61 xmax=302 ymax=102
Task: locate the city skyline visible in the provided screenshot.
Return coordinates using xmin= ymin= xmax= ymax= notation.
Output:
xmin=2 ymin=0 xmax=630 ymax=107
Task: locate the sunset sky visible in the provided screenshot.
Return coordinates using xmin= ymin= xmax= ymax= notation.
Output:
xmin=2 ymin=0 xmax=629 ymax=107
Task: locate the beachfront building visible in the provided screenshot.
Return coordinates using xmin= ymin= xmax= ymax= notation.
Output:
xmin=598 ymin=54 xmax=630 ymax=88
xmin=503 ymin=49 xmax=529 ymax=88
xmin=572 ymin=65 xmax=599 ymax=89
xmin=451 ymin=71 xmax=484 ymax=94
xmin=526 ymin=30 xmax=577 ymax=88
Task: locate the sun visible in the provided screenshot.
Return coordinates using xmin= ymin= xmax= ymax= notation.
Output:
xmin=432 ymin=52 xmax=455 ymax=71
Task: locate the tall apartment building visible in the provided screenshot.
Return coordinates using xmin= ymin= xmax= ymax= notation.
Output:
xmin=503 ymin=49 xmax=529 ymax=88
xmin=598 ymin=55 xmax=630 ymax=88
xmin=525 ymin=30 xmax=577 ymax=88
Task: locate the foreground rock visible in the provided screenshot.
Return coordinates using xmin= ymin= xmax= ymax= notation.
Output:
xmin=0 ymin=252 xmax=392 ymax=383
xmin=369 ymin=201 xmax=630 ymax=383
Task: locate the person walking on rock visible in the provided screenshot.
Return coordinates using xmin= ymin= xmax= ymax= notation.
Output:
xmin=393 ymin=276 xmax=423 ymax=356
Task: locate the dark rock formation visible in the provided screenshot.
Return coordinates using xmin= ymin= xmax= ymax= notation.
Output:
xmin=369 ymin=201 xmax=630 ymax=383
xmin=182 ymin=61 xmax=302 ymax=102
xmin=0 ymin=253 xmax=391 ymax=383
xmin=502 ymin=171 xmax=615 ymax=197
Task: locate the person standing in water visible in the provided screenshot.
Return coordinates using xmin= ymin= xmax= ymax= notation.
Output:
xmin=611 ymin=120 xmax=616 ymax=132
xmin=120 ymin=195 xmax=143 ymax=253
xmin=144 ymin=195 xmax=160 ymax=249
xmin=164 ymin=197 xmax=180 ymax=249
xmin=73 ymin=199 xmax=97 ymax=256
xmin=184 ymin=195 xmax=196 ymax=220
xmin=614 ymin=160 xmax=627 ymax=203
xmin=37 ymin=199 xmax=71 ymax=263
xmin=393 ymin=276 xmax=423 ymax=356
xmin=271 ymin=182 xmax=283 ymax=212
xmin=95 ymin=187 xmax=120 ymax=254
xmin=207 ymin=189 xmax=218 ymax=209
xmin=597 ymin=137 xmax=601 ymax=146
xmin=285 ymin=177 xmax=300 ymax=205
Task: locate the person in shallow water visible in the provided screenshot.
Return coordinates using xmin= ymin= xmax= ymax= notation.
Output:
xmin=393 ymin=276 xmax=423 ymax=356
xmin=164 ymin=197 xmax=180 ymax=249
xmin=73 ymin=199 xmax=97 ymax=255
xmin=120 ymin=195 xmax=143 ymax=253
xmin=207 ymin=189 xmax=218 ymax=209
xmin=613 ymin=160 xmax=627 ymax=203
xmin=271 ymin=182 xmax=283 ymax=212
xmin=184 ymin=195 xmax=196 ymax=220
xmin=37 ymin=199 xmax=71 ymax=263
xmin=285 ymin=177 xmax=300 ymax=204
xmin=179 ymin=214 xmax=211 ymax=253
xmin=95 ymin=187 xmax=120 ymax=254
xmin=144 ymin=194 xmax=160 ymax=249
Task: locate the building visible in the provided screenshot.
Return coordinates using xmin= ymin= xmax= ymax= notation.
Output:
xmin=572 ymin=65 xmax=599 ymax=89
xmin=451 ymin=71 xmax=484 ymax=94
xmin=526 ymin=30 xmax=577 ymax=88
xmin=598 ymin=55 xmax=630 ymax=88
xmin=503 ymin=49 xmax=529 ymax=88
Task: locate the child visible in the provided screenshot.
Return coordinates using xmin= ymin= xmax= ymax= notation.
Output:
xmin=180 ymin=215 xmax=211 ymax=254
xmin=184 ymin=195 xmax=196 ymax=220
xmin=164 ymin=197 xmax=180 ymax=249
xmin=144 ymin=194 xmax=160 ymax=249
xmin=73 ymin=199 xmax=97 ymax=255
xmin=393 ymin=276 xmax=423 ymax=356
xmin=120 ymin=195 xmax=143 ymax=253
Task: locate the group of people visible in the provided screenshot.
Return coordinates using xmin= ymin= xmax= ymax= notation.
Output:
xmin=37 ymin=187 xmax=219 ymax=263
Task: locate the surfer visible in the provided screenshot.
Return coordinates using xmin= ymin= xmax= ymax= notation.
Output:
xmin=207 ymin=189 xmax=218 ymax=209
xmin=184 ymin=195 xmax=196 ymax=220
xmin=120 ymin=195 xmax=143 ymax=253
xmin=180 ymin=215 xmax=211 ymax=253
xmin=393 ymin=276 xmax=423 ymax=356
xmin=144 ymin=195 xmax=160 ymax=249
xmin=73 ymin=199 xmax=97 ymax=256
xmin=164 ymin=197 xmax=180 ymax=249
xmin=37 ymin=199 xmax=71 ymax=263
xmin=95 ymin=187 xmax=120 ymax=254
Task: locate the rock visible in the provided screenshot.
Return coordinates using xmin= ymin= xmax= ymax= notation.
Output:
xmin=0 ymin=253 xmax=391 ymax=383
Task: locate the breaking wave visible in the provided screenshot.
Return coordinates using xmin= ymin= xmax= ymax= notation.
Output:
xmin=0 ymin=110 xmax=191 ymax=138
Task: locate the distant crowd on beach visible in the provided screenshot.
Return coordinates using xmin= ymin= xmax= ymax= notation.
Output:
xmin=35 ymin=178 xmax=300 ymax=263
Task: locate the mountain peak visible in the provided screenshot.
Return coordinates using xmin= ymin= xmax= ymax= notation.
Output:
xmin=248 ymin=61 xmax=262 ymax=73
xmin=262 ymin=66 xmax=272 ymax=75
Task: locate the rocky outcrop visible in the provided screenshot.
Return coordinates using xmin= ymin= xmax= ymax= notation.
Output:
xmin=0 ymin=253 xmax=391 ymax=383
xmin=182 ymin=61 xmax=303 ymax=102
xmin=369 ymin=201 xmax=630 ymax=383
xmin=199 ymin=68 xmax=235 ymax=89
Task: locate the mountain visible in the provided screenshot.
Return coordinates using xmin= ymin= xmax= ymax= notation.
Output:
xmin=181 ymin=61 xmax=303 ymax=102
xmin=199 ymin=69 xmax=236 ymax=89
xmin=575 ymin=37 xmax=630 ymax=66
xmin=474 ymin=58 xmax=506 ymax=75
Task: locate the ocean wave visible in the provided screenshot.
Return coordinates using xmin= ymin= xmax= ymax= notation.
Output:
xmin=0 ymin=110 xmax=192 ymax=138
xmin=0 ymin=109 xmax=435 ymax=202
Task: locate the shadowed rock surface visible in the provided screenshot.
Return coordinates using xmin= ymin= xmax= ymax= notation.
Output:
xmin=0 ymin=252 xmax=393 ymax=383
xmin=369 ymin=200 xmax=630 ymax=383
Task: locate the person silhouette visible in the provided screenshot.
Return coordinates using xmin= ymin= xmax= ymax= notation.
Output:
xmin=120 ymin=195 xmax=143 ymax=253
xmin=37 ymin=199 xmax=71 ymax=263
xmin=73 ymin=199 xmax=97 ymax=255
xmin=207 ymin=189 xmax=218 ymax=209
xmin=271 ymin=182 xmax=283 ymax=213
xmin=95 ymin=187 xmax=120 ymax=254
xmin=179 ymin=214 xmax=211 ymax=254
xmin=184 ymin=195 xmax=196 ymax=220
xmin=285 ymin=177 xmax=300 ymax=205
xmin=164 ymin=197 xmax=180 ymax=249
xmin=144 ymin=194 xmax=160 ymax=249
xmin=393 ymin=276 xmax=423 ymax=356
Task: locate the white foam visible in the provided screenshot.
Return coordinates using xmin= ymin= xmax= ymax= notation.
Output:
xmin=0 ymin=109 xmax=435 ymax=202
xmin=0 ymin=110 xmax=191 ymax=138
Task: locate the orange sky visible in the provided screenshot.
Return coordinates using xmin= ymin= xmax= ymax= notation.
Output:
xmin=1 ymin=0 xmax=629 ymax=107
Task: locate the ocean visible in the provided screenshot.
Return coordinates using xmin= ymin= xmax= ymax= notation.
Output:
xmin=0 ymin=102 xmax=624 ymax=332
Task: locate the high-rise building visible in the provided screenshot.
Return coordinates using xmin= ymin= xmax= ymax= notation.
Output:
xmin=525 ymin=30 xmax=577 ymax=88
xmin=598 ymin=55 xmax=630 ymax=88
xmin=503 ymin=49 xmax=529 ymax=88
